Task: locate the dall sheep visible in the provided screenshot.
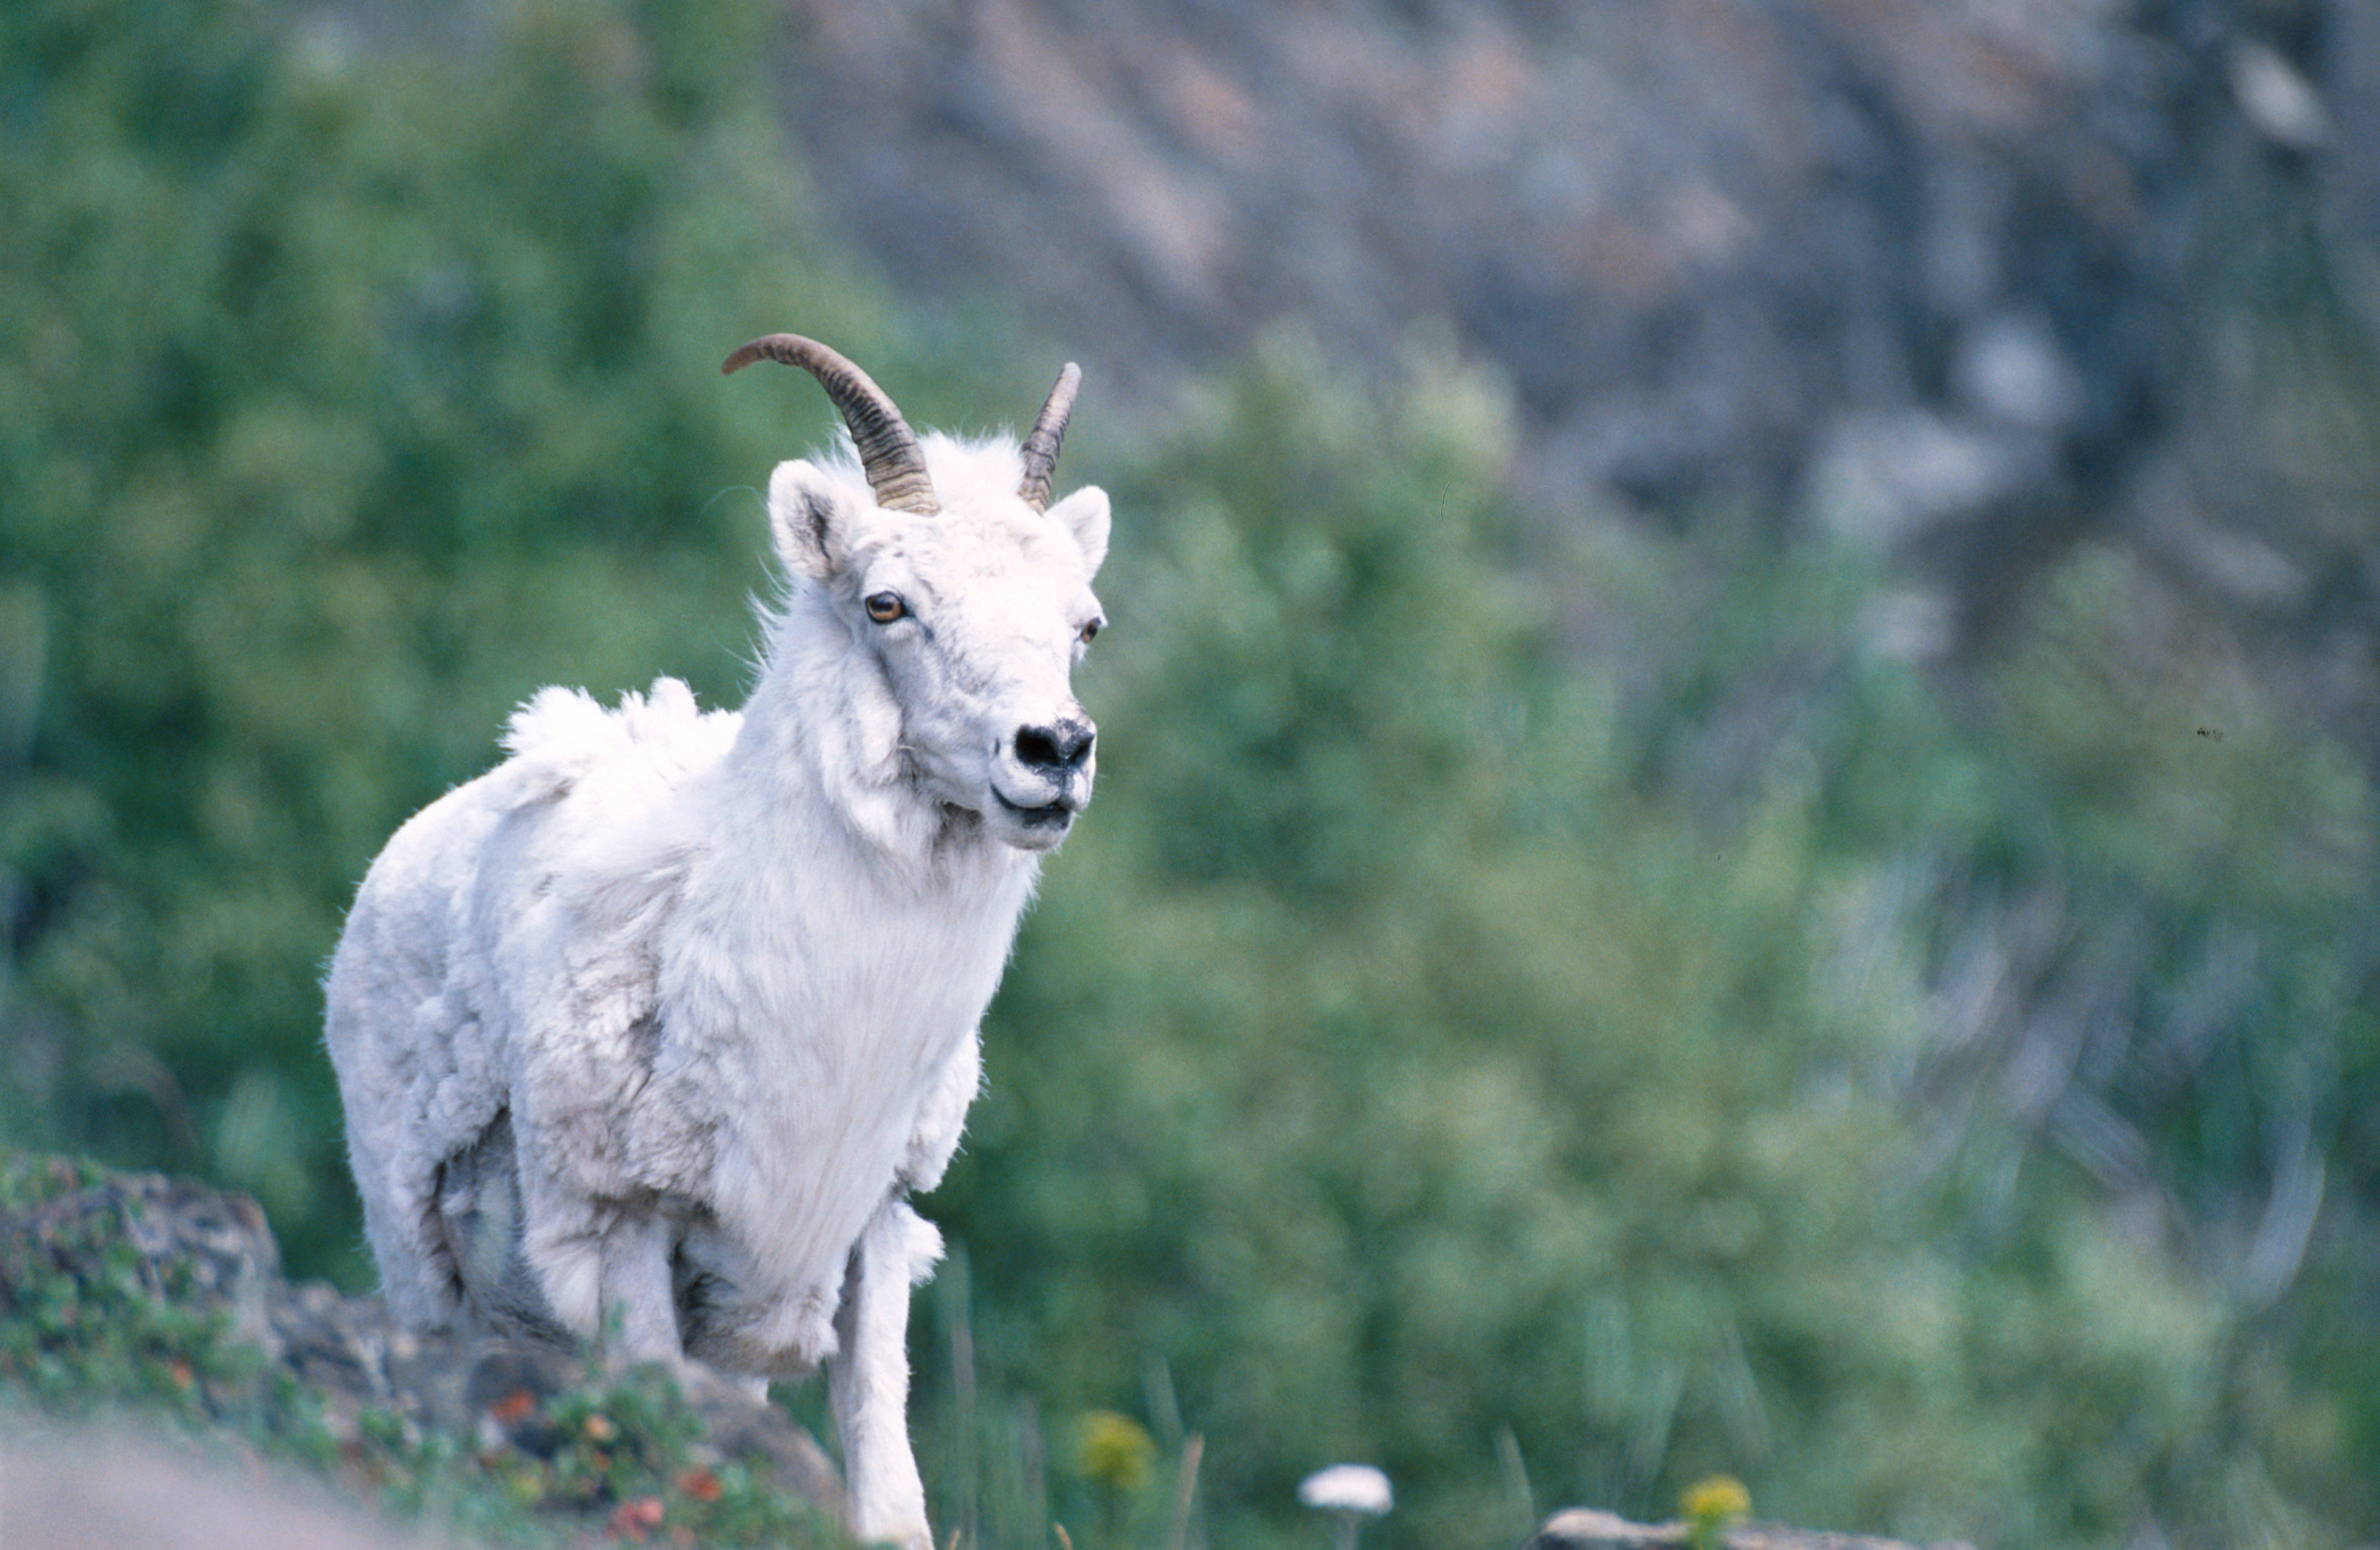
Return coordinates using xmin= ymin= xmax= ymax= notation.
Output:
xmin=324 ymin=335 xmax=1110 ymax=1550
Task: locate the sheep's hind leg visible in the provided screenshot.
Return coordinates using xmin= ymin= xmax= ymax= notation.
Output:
xmin=363 ymin=1165 xmax=458 ymax=1331
xmin=597 ymin=1208 xmax=685 ymax=1371
xmin=828 ymin=1198 xmax=943 ymax=1550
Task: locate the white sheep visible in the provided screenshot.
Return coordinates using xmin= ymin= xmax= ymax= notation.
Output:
xmin=323 ymin=335 xmax=1110 ymax=1550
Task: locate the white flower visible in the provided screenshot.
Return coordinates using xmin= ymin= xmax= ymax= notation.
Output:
xmin=1298 ymin=1464 xmax=1394 ymax=1516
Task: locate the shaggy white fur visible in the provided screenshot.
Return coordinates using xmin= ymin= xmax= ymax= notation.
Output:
xmin=326 ymin=394 xmax=1110 ymax=1550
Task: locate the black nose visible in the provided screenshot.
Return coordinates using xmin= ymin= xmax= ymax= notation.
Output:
xmin=1014 ymin=717 xmax=1095 ymax=774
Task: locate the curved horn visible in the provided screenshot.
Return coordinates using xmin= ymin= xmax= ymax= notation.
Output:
xmin=723 ymin=334 xmax=939 ymax=515
xmin=1016 ymin=362 xmax=1082 ymax=513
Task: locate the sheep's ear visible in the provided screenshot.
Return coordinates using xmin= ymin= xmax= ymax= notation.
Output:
xmin=1047 ymin=485 xmax=1110 ymax=578
xmin=767 ymin=459 xmax=852 ymax=582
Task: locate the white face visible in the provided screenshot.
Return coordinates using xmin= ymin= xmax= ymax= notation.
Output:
xmin=772 ymin=455 xmax=1111 ymax=852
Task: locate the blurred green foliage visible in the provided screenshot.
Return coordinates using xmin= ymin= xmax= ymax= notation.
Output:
xmin=933 ymin=342 xmax=2373 ymax=1550
xmin=3 ymin=3 xmax=2374 ymax=1549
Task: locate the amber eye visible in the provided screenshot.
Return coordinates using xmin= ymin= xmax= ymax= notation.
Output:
xmin=1079 ymin=617 xmax=1104 ymax=644
xmin=864 ymin=592 xmax=906 ymax=624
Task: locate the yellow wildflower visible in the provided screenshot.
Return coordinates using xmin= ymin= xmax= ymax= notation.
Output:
xmin=1075 ymin=1410 xmax=1155 ymax=1494
xmin=1681 ymin=1475 xmax=1750 ymax=1550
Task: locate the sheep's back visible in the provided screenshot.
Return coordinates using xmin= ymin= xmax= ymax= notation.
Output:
xmin=326 ymin=679 xmax=743 ymax=1236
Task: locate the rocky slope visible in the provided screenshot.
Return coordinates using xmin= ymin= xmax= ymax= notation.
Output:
xmin=0 ymin=1154 xmax=843 ymax=1547
xmin=785 ymin=0 xmax=2377 ymax=739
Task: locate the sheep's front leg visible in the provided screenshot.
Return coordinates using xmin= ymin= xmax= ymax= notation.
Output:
xmin=829 ymin=1197 xmax=943 ymax=1550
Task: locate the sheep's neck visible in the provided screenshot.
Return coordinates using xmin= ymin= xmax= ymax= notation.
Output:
xmin=650 ymin=617 xmax=1038 ymax=1312
xmin=674 ymin=595 xmax=1038 ymax=1069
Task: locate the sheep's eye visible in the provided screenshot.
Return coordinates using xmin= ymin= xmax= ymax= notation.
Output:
xmin=1079 ymin=618 xmax=1104 ymax=645
xmin=865 ymin=592 xmax=906 ymax=624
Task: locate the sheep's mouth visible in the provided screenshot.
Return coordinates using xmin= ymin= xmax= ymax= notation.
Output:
xmin=992 ymin=790 xmax=1078 ymax=830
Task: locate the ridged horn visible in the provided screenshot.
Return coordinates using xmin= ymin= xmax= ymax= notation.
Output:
xmin=1017 ymin=362 xmax=1082 ymax=513
xmin=723 ymin=334 xmax=939 ymax=515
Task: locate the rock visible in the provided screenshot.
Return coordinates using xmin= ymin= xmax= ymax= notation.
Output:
xmin=1528 ymin=1505 xmax=1977 ymax=1550
xmin=1 ymin=1165 xmax=283 ymax=1353
xmin=0 ymin=1158 xmax=843 ymax=1525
